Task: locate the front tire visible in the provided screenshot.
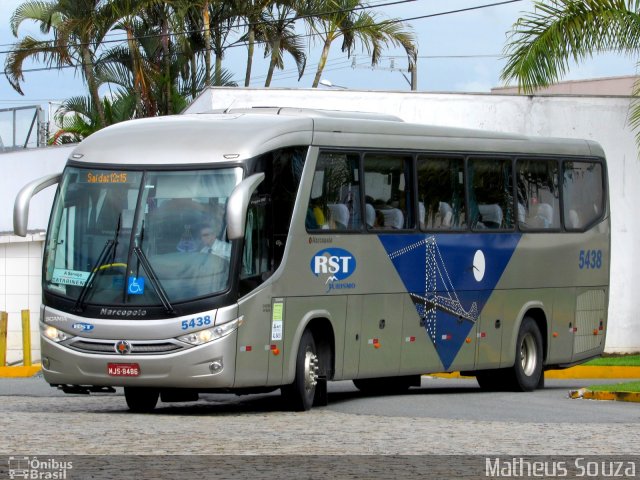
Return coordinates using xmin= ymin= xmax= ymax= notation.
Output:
xmin=282 ymin=330 xmax=319 ymax=411
xmin=124 ymin=387 xmax=159 ymax=413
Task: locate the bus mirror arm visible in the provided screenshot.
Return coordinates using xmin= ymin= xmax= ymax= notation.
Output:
xmin=14 ymin=173 xmax=62 ymax=237
xmin=226 ymin=173 xmax=265 ymax=241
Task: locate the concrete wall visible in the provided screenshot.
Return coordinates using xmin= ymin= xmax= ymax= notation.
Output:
xmin=0 ymin=146 xmax=70 ymax=364
xmin=191 ymin=88 xmax=639 ymax=353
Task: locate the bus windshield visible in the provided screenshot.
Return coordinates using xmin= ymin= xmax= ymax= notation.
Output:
xmin=44 ymin=166 xmax=243 ymax=308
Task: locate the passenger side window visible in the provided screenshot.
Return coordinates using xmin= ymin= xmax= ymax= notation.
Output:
xmin=516 ymin=159 xmax=560 ymax=230
xmin=364 ymin=153 xmax=413 ymax=230
xmin=417 ymin=156 xmax=466 ymax=230
xmin=468 ymin=157 xmax=514 ymax=230
xmin=563 ymin=161 xmax=604 ymax=230
xmin=307 ymin=151 xmax=361 ymax=231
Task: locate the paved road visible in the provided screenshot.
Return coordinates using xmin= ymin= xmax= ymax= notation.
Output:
xmin=1 ymin=375 xmax=638 ymax=457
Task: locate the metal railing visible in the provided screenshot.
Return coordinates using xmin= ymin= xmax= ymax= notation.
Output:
xmin=0 ymin=105 xmax=46 ymax=152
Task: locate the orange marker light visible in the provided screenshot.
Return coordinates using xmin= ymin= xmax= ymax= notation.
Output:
xmin=553 ymin=332 xmax=559 ymax=338
xmin=593 ymin=329 xmax=599 ymax=336
xmin=272 ymin=347 xmax=280 ymax=356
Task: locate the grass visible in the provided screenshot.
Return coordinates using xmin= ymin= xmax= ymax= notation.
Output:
xmin=587 ymin=381 xmax=640 ymax=393
xmin=584 ymin=355 xmax=640 ymax=367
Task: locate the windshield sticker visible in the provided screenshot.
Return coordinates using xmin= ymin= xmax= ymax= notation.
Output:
xmin=52 ymin=268 xmax=90 ymax=287
xmin=127 ymin=276 xmax=145 ymax=295
xmin=310 ymin=248 xmax=356 ymax=293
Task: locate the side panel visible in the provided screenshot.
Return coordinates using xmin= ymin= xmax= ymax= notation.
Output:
xmin=475 ymin=290 xmax=505 ymax=369
xmin=342 ymin=296 xmax=363 ymax=379
xmin=356 ymin=294 xmax=403 ymax=378
xmin=572 ymin=288 xmax=607 ymax=362
xmin=400 ymin=295 xmax=443 ymax=374
xmin=549 ymin=288 xmax=575 ymax=365
xmin=235 ymin=285 xmax=273 ymax=387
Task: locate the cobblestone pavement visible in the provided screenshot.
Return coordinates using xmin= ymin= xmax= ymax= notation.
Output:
xmin=0 ymin=384 xmax=638 ymax=457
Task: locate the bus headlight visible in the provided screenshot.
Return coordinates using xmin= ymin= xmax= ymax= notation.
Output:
xmin=177 ymin=318 xmax=239 ymax=346
xmin=42 ymin=324 xmax=70 ymax=342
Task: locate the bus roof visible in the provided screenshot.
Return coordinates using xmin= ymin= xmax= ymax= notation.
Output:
xmin=68 ymin=108 xmax=604 ymax=166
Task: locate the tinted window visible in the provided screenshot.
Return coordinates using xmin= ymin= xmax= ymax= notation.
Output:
xmin=417 ymin=156 xmax=466 ymax=230
xmin=364 ymin=153 xmax=413 ymax=230
xmin=563 ymin=161 xmax=604 ymax=230
xmin=516 ymin=159 xmax=560 ymax=230
xmin=307 ymin=151 xmax=361 ymax=231
xmin=468 ymin=157 xmax=514 ymax=230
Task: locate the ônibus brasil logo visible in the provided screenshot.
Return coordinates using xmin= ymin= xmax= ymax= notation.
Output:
xmin=310 ymin=248 xmax=356 ymax=293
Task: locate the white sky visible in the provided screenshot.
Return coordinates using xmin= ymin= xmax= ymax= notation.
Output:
xmin=0 ymin=0 xmax=637 ymax=124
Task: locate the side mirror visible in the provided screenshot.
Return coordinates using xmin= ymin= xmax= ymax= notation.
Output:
xmin=226 ymin=173 xmax=265 ymax=240
xmin=14 ymin=173 xmax=62 ymax=237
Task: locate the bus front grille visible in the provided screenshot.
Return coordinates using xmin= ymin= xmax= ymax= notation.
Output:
xmin=67 ymin=339 xmax=185 ymax=355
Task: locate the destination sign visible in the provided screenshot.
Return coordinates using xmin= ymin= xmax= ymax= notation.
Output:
xmin=85 ymin=171 xmax=130 ymax=184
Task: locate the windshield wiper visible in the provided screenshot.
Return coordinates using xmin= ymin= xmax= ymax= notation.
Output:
xmin=131 ymin=246 xmax=175 ymax=315
xmin=73 ymin=214 xmax=121 ymax=313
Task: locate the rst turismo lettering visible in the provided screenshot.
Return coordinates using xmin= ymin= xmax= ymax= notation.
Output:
xmin=310 ymin=248 xmax=357 ymax=293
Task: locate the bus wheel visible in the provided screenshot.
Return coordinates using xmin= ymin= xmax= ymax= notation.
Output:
xmin=124 ymin=387 xmax=159 ymax=413
xmin=509 ymin=317 xmax=543 ymax=391
xmin=282 ymin=330 xmax=319 ymax=411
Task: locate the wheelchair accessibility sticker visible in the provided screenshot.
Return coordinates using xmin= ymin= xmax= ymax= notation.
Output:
xmin=127 ymin=276 xmax=145 ymax=295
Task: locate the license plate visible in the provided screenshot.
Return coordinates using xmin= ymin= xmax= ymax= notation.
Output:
xmin=107 ymin=363 xmax=140 ymax=377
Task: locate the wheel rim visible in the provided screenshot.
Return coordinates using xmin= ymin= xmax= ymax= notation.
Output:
xmin=303 ymin=348 xmax=319 ymax=394
xmin=520 ymin=332 xmax=538 ymax=377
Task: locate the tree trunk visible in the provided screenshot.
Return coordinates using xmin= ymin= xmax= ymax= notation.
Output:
xmin=203 ymin=3 xmax=211 ymax=86
xmin=245 ymin=25 xmax=255 ymax=87
xmin=80 ymin=46 xmax=106 ymax=127
xmin=162 ymin=13 xmax=172 ymax=115
xmin=265 ymin=39 xmax=280 ymax=87
xmin=312 ymin=37 xmax=333 ymax=88
xmin=126 ymin=25 xmax=143 ymax=116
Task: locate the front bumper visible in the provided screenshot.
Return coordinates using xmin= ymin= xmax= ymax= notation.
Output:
xmin=40 ymin=330 xmax=238 ymax=389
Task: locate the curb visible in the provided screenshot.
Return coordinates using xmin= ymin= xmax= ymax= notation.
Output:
xmin=0 ymin=365 xmax=41 ymax=378
xmin=569 ymin=388 xmax=640 ymax=403
xmin=545 ymin=366 xmax=640 ymax=379
xmin=432 ymin=366 xmax=640 ymax=380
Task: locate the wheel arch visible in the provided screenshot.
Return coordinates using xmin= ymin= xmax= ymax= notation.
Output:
xmin=284 ymin=310 xmax=335 ymax=384
xmin=502 ymin=302 xmax=550 ymax=368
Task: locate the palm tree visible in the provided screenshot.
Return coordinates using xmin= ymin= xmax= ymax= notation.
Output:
xmin=5 ymin=0 xmax=111 ymax=127
xmin=502 ymin=0 xmax=640 ymax=91
xmin=308 ymin=0 xmax=417 ymax=88
xmin=259 ymin=2 xmax=307 ymax=86
xmin=49 ymin=94 xmax=135 ymax=144
xmin=501 ymin=0 xmax=640 ymax=137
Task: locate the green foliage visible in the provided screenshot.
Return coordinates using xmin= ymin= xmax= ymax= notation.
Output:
xmin=588 ymin=380 xmax=640 ymax=392
xmin=585 ymin=354 xmax=640 ymax=366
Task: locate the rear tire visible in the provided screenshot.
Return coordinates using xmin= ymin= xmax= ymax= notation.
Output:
xmin=508 ymin=316 xmax=543 ymax=391
xmin=282 ymin=330 xmax=319 ymax=411
xmin=124 ymin=387 xmax=159 ymax=413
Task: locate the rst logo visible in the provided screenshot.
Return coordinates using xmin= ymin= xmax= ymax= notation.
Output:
xmin=311 ymin=248 xmax=357 ymax=293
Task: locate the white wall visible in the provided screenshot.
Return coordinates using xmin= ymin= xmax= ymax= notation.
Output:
xmin=192 ymin=88 xmax=639 ymax=353
xmin=0 ymin=146 xmax=70 ymax=364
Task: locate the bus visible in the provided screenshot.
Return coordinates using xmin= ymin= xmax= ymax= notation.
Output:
xmin=14 ymin=107 xmax=609 ymax=412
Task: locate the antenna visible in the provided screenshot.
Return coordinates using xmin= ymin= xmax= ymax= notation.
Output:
xmin=223 ymin=99 xmax=235 ymax=114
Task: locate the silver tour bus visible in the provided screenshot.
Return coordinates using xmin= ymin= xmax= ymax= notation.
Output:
xmin=14 ymin=108 xmax=609 ymax=412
